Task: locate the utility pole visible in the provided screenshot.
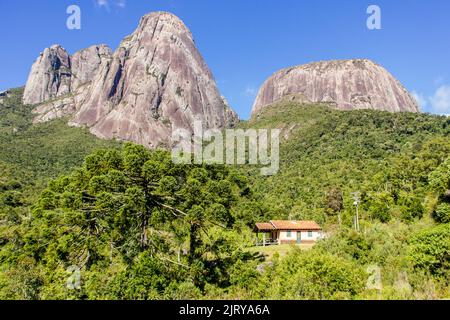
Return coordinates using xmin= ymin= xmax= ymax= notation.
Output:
xmin=352 ymin=192 xmax=360 ymax=232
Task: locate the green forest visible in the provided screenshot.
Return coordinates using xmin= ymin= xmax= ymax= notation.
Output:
xmin=0 ymin=88 xmax=449 ymax=299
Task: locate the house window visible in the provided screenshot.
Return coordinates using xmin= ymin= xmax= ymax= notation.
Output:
xmin=287 ymin=231 xmax=292 ymax=237
xmin=308 ymin=231 xmax=313 ymax=237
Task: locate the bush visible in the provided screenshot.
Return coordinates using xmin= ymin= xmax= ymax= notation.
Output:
xmin=433 ymin=203 xmax=450 ymax=224
xmin=408 ymin=224 xmax=450 ymax=278
xmin=256 ymin=249 xmax=366 ymax=299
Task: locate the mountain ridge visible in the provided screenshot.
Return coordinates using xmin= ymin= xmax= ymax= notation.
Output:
xmin=23 ymin=11 xmax=238 ymax=149
xmin=252 ymin=59 xmax=420 ymax=117
xmin=21 ymin=13 xmax=425 ymax=150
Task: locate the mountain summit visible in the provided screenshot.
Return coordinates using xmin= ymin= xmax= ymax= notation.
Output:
xmin=252 ymin=59 xmax=419 ymax=116
xmin=23 ymin=12 xmax=238 ymax=148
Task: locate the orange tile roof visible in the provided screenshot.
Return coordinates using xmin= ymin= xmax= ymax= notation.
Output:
xmin=255 ymin=223 xmax=275 ymax=231
xmin=269 ymin=220 xmax=322 ymax=230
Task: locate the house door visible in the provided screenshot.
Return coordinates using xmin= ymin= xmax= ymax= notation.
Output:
xmin=296 ymin=231 xmax=302 ymax=244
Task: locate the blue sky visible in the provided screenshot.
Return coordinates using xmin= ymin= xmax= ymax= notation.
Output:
xmin=0 ymin=0 xmax=449 ymax=118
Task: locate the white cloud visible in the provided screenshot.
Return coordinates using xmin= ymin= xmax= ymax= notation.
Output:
xmin=411 ymin=90 xmax=427 ymax=109
xmin=429 ymin=85 xmax=450 ymax=115
xmin=116 ymin=0 xmax=126 ymax=8
xmin=95 ymin=0 xmax=109 ymax=8
xmin=412 ymin=85 xmax=450 ymax=115
xmin=94 ymin=0 xmax=126 ymax=10
xmin=244 ymin=86 xmax=257 ymax=97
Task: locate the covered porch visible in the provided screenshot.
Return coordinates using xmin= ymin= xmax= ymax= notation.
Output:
xmin=254 ymin=223 xmax=279 ymax=246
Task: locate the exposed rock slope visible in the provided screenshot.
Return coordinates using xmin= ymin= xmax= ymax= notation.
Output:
xmin=70 ymin=45 xmax=113 ymax=91
xmin=23 ymin=12 xmax=238 ymax=148
xmin=252 ymin=59 xmax=419 ymax=116
xmin=23 ymin=45 xmax=72 ymax=105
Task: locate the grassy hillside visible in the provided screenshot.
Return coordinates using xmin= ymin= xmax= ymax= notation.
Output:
xmin=0 ymin=88 xmax=121 ymax=203
xmin=0 ymin=88 xmax=121 ymax=179
xmin=239 ymin=101 xmax=449 ymax=226
xmin=229 ymin=102 xmax=450 ymax=299
xmin=0 ymin=92 xmax=448 ymax=300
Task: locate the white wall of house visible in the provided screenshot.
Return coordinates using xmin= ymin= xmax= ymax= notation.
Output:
xmin=300 ymin=230 xmax=321 ymax=241
xmin=277 ymin=230 xmax=322 ymax=243
xmin=279 ymin=231 xmax=297 ymax=241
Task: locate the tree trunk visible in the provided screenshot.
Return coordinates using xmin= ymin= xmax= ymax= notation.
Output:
xmin=188 ymin=223 xmax=200 ymax=263
xmin=338 ymin=211 xmax=342 ymax=229
xmin=140 ymin=215 xmax=148 ymax=249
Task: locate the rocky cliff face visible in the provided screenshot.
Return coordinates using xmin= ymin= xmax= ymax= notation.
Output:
xmin=70 ymin=45 xmax=112 ymax=91
xmin=24 ymin=44 xmax=112 ymax=117
xmin=23 ymin=45 xmax=72 ymax=105
xmin=252 ymin=59 xmax=419 ymax=116
xmin=24 ymin=12 xmax=238 ymax=148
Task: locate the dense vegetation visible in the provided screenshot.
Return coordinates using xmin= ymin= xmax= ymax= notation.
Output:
xmin=242 ymin=101 xmax=450 ymax=225
xmin=0 ymin=90 xmax=449 ymax=299
xmin=0 ymin=88 xmax=121 ymax=220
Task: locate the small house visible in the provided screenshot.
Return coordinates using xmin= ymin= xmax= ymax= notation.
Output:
xmin=254 ymin=220 xmax=322 ymax=246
